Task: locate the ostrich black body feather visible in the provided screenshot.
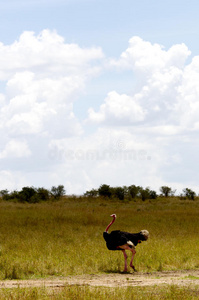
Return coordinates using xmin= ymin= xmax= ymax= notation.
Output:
xmin=103 ymin=230 xmax=147 ymax=250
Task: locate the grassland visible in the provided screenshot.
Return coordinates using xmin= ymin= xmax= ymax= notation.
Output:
xmin=0 ymin=284 xmax=199 ymax=299
xmin=0 ymin=196 xmax=199 ymax=298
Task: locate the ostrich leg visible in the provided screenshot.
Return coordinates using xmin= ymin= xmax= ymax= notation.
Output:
xmin=129 ymin=249 xmax=136 ymax=271
xmin=122 ymin=250 xmax=128 ymax=272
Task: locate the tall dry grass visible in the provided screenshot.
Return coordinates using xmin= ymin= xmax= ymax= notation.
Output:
xmin=1 ymin=285 xmax=199 ymax=299
xmin=0 ymin=197 xmax=199 ymax=279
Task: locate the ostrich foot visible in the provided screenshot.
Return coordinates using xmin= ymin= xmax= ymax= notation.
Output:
xmin=123 ymin=269 xmax=128 ymax=273
xmin=130 ymin=265 xmax=137 ymax=272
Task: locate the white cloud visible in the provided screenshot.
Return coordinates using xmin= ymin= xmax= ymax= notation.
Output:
xmin=0 ymin=30 xmax=104 ymax=139
xmin=47 ymin=126 xmax=156 ymax=193
xmin=87 ymin=91 xmax=146 ymax=125
xmin=91 ymin=37 xmax=199 ymax=132
xmin=110 ymin=36 xmax=191 ymax=74
xmin=175 ymin=56 xmax=199 ymax=128
xmin=0 ymin=139 xmax=31 ymax=158
xmin=0 ymin=29 xmax=105 ymax=191
xmin=0 ymin=32 xmax=199 ymax=194
xmin=0 ymin=30 xmax=103 ymax=80
xmin=0 ymin=170 xmax=30 ymax=190
xmin=2 ymin=71 xmax=84 ymax=136
xmin=79 ymin=36 xmax=199 ymax=194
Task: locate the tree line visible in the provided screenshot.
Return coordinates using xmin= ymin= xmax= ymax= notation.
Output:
xmin=0 ymin=185 xmax=65 ymax=203
xmin=84 ymin=184 xmax=197 ymax=201
xmin=0 ymin=184 xmax=197 ymax=203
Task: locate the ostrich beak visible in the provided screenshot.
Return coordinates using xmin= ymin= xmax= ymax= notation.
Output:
xmin=110 ymin=214 xmax=116 ymax=218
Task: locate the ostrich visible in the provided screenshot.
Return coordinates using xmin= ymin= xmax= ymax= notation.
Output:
xmin=103 ymin=214 xmax=149 ymax=272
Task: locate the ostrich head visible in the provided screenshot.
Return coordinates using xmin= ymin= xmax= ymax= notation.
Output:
xmin=110 ymin=214 xmax=116 ymax=218
xmin=139 ymin=230 xmax=149 ymax=241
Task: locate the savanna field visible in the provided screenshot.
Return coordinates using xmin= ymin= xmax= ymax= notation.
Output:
xmin=0 ymin=196 xmax=199 ymax=299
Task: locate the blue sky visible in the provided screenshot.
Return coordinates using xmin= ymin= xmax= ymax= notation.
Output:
xmin=0 ymin=0 xmax=199 ymax=194
xmin=1 ymin=0 xmax=199 ymax=52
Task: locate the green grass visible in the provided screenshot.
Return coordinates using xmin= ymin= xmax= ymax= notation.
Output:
xmin=0 ymin=196 xmax=199 ymax=279
xmin=1 ymin=285 xmax=199 ymax=299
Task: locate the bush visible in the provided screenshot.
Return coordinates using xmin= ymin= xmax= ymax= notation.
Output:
xmin=0 ymin=185 xmax=65 ymax=203
xmin=98 ymin=184 xmax=112 ymax=198
xmin=128 ymin=185 xmax=140 ymax=199
xmin=183 ymin=188 xmax=196 ymax=200
xmin=36 ymin=187 xmax=50 ymax=201
xmin=149 ymin=190 xmax=158 ymax=199
xmin=112 ymin=187 xmax=125 ymax=200
xmin=160 ymin=186 xmax=176 ymax=197
xmin=138 ymin=187 xmax=151 ymax=201
xmin=3 ymin=190 xmax=20 ymax=202
xmin=50 ymin=185 xmax=66 ymax=200
xmin=19 ymin=187 xmax=37 ymax=203
xmin=84 ymin=189 xmax=98 ymax=197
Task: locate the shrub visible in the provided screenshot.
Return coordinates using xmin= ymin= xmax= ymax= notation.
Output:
xmin=98 ymin=184 xmax=112 ymax=198
xmin=0 ymin=189 xmax=9 ymax=200
xmin=36 ymin=187 xmax=50 ymax=202
xmin=0 ymin=186 xmax=65 ymax=203
xmin=128 ymin=185 xmax=140 ymax=199
xmin=50 ymin=185 xmax=66 ymax=200
xmin=160 ymin=186 xmax=176 ymax=197
xmin=183 ymin=188 xmax=196 ymax=200
xmin=149 ymin=190 xmax=158 ymax=199
xmin=19 ymin=187 xmax=37 ymax=203
xmin=84 ymin=189 xmax=98 ymax=197
xmin=112 ymin=187 xmax=125 ymax=200
xmin=138 ymin=187 xmax=151 ymax=201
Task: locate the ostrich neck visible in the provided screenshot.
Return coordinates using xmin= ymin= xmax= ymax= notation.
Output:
xmin=105 ymin=216 xmax=116 ymax=232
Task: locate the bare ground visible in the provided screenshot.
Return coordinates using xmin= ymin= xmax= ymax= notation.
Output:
xmin=0 ymin=270 xmax=199 ymax=289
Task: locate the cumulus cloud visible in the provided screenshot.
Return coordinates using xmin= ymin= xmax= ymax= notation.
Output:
xmin=82 ymin=36 xmax=199 ymax=194
xmin=1 ymin=32 xmax=199 ymax=193
xmin=0 ymin=170 xmax=30 ymax=190
xmin=110 ymin=36 xmax=191 ymax=73
xmin=87 ymin=91 xmax=146 ymax=124
xmin=0 ymin=30 xmax=103 ymax=80
xmin=88 ymin=36 xmax=199 ymax=132
xmin=2 ymin=71 xmax=84 ymax=137
xmin=0 ymin=139 xmax=31 ymax=158
xmin=0 ymin=29 xmax=105 ymax=190
xmin=0 ymin=30 xmax=104 ymax=138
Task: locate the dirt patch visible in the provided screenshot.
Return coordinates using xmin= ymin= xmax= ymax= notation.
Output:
xmin=0 ymin=270 xmax=199 ymax=289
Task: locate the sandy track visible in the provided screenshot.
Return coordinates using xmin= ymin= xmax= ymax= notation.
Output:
xmin=0 ymin=270 xmax=199 ymax=289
